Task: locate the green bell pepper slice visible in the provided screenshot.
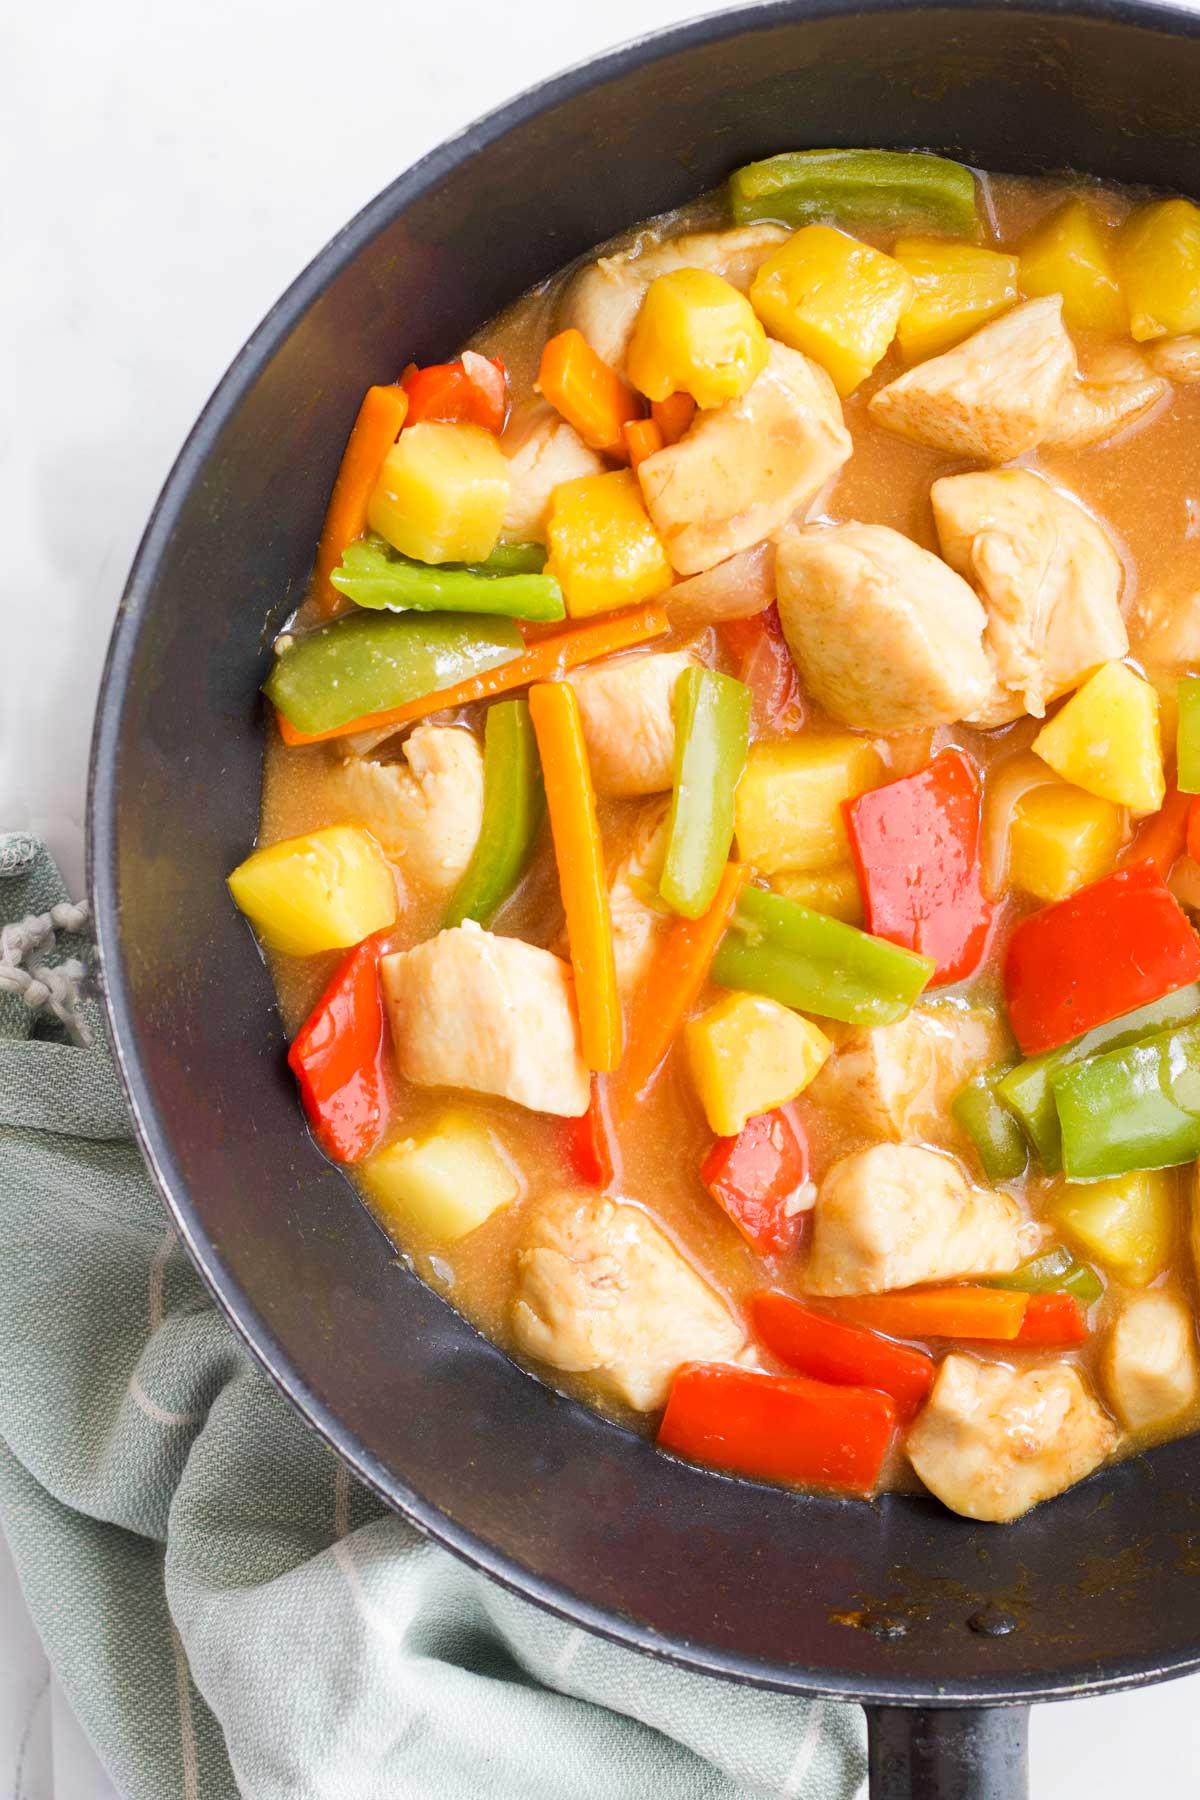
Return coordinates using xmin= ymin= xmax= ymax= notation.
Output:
xmin=990 ymin=1247 xmax=1103 ymax=1307
xmin=1178 ymin=675 xmax=1200 ymax=795
xmin=951 ymin=1062 xmax=1028 ymax=1185
xmin=265 ymin=611 xmax=523 ymax=735
xmin=1052 ymin=1017 xmax=1200 ymax=1181
xmin=330 ymin=535 xmax=563 ymax=621
xmin=997 ymin=983 xmax=1200 ymax=1172
xmin=659 ymin=668 xmax=751 ymax=920
xmin=710 ymin=884 xmax=935 ymax=1027
xmin=444 ymin=698 xmax=545 ymax=928
xmin=729 ymin=148 xmax=980 ymax=235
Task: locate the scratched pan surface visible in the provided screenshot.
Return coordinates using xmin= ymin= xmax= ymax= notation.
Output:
xmin=90 ymin=0 xmax=1200 ymax=1718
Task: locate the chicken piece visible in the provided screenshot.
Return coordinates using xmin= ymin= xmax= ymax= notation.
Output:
xmin=511 ymin=1192 xmax=746 ymax=1410
xmin=805 ymin=1143 xmax=1025 ymax=1296
xmin=906 ymin=1355 xmax=1118 ymax=1523
xmin=606 ymin=802 xmax=670 ymax=996
xmin=560 ymin=225 xmax=789 ymax=369
xmin=1042 ymin=343 xmax=1168 ymax=449
xmin=499 ymin=400 xmax=605 ymax=543
xmin=868 ymin=296 xmax=1076 ymax=463
xmin=1131 ymin=585 xmax=1200 ymax=674
xmin=571 ymin=650 xmax=695 ymax=797
xmin=637 ymin=342 xmax=852 ymax=575
xmin=931 ymin=470 xmax=1128 ymax=723
xmin=1103 ymin=1290 xmax=1200 ymax=1433
xmin=332 ymin=724 xmax=484 ymax=892
xmin=1147 ymin=335 xmax=1200 ymax=384
xmin=809 ymin=1004 xmax=1011 ymax=1149
xmin=774 ymin=522 xmax=995 ymax=732
xmin=382 ymin=922 xmax=589 ymax=1118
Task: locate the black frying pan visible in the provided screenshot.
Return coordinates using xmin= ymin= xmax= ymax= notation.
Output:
xmin=87 ymin=5 xmax=1200 ymax=1793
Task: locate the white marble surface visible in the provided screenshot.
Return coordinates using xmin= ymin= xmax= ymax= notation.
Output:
xmin=4 ymin=0 xmax=1200 ymax=1793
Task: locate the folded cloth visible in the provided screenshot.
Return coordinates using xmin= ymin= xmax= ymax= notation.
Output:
xmin=0 ymin=838 xmax=866 ymax=1800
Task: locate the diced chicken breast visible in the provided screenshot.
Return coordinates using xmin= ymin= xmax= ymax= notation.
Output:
xmin=382 ymin=922 xmax=589 ymax=1118
xmin=560 ymin=225 xmax=789 ymax=369
xmin=931 ymin=470 xmax=1128 ymax=722
xmin=1103 ymin=1290 xmax=1200 ymax=1432
xmin=332 ymin=724 xmax=484 ymax=892
xmin=1042 ymin=343 xmax=1168 ymax=449
xmin=1147 ymin=335 xmax=1200 ymax=384
xmin=809 ymin=1004 xmax=1011 ymax=1149
xmin=638 ymin=342 xmax=852 ymax=575
xmin=500 ymin=400 xmax=605 ymax=542
xmin=906 ymin=1355 xmax=1118 ymax=1523
xmin=868 ymin=296 xmax=1076 ymax=463
xmin=1131 ymin=586 xmax=1200 ymax=673
xmin=774 ymin=521 xmax=995 ymax=732
xmin=805 ymin=1143 xmax=1025 ymax=1296
xmin=571 ymin=650 xmax=695 ymax=797
xmin=511 ymin=1191 xmax=746 ymax=1411
xmin=607 ymin=802 xmax=670 ymax=996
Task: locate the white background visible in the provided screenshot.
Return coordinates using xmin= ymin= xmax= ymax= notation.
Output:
xmin=3 ymin=0 xmax=1199 ymax=1793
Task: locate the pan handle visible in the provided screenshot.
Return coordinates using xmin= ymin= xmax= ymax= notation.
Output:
xmin=865 ymin=1704 xmax=1029 ymax=1800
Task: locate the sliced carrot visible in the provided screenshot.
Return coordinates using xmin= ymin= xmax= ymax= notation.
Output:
xmin=618 ymin=861 xmax=750 ymax=1110
xmin=528 ymin=681 xmax=622 ymax=1072
xmin=276 ymin=604 xmax=670 ymax=746
xmin=537 ymin=329 xmax=642 ymax=458
xmin=651 ymin=392 xmax=697 ymax=444
xmin=826 ymin=1287 xmax=1029 ymax=1342
xmin=621 ymin=417 xmax=665 ymax=470
xmin=312 ymin=385 xmax=409 ymax=618
xmin=1122 ymin=785 xmax=1191 ymax=877
xmin=1189 ymin=796 xmax=1200 ymax=867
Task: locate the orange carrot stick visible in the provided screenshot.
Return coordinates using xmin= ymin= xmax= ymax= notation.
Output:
xmin=1122 ymin=785 xmax=1191 ymax=877
xmin=621 ymin=417 xmax=665 ymax=470
xmin=618 ymin=861 xmax=750 ymax=1110
xmin=826 ymin=1287 xmax=1029 ymax=1342
xmin=528 ymin=681 xmax=622 ymax=1072
xmin=276 ymin=603 xmax=670 ymax=747
xmin=312 ymin=385 xmax=409 ymax=618
xmin=650 ymin=392 xmax=697 ymax=444
xmin=537 ymin=329 xmax=642 ymax=458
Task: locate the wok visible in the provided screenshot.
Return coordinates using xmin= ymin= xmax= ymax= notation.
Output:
xmin=88 ymin=4 xmax=1200 ymax=1793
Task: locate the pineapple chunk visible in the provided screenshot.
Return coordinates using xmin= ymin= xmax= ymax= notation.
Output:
xmin=363 ymin=1111 xmax=519 ymax=1243
xmin=1019 ymin=199 xmax=1127 ymax=334
xmin=626 ymin=269 xmax=768 ymax=410
xmin=893 ymin=237 xmax=1019 ymax=363
xmin=734 ymin=734 xmax=884 ymax=874
xmin=1049 ymin=1168 xmax=1176 ymax=1287
xmin=685 ymin=992 xmax=831 ymax=1137
xmin=1120 ymin=198 xmax=1200 ymax=341
xmin=1033 ymin=662 xmax=1165 ymax=815
xmin=545 ymin=469 xmax=673 ymax=617
xmin=769 ymin=863 xmax=864 ymax=925
xmin=368 ymin=422 xmax=510 ymax=564
xmin=227 ymin=825 xmax=396 ymax=956
xmin=749 ymin=225 xmax=915 ymax=396
xmin=1008 ymin=782 xmax=1123 ymax=903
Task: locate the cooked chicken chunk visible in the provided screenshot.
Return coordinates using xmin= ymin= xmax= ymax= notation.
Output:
xmin=571 ymin=650 xmax=694 ymax=797
xmin=382 ymin=923 xmax=589 ymax=1118
xmin=607 ymin=802 xmax=670 ymax=995
xmin=1131 ymin=586 xmax=1200 ymax=673
xmin=638 ymin=342 xmax=852 ymax=575
xmin=805 ymin=1144 xmax=1025 ymax=1296
xmin=809 ymin=1004 xmax=1011 ymax=1150
xmin=512 ymin=1192 xmax=746 ymax=1411
xmin=906 ymin=1355 xmax=1118 ymax=1523
xmin=774 ymin=522 xmax=995 ymax=732
xmin=560 ymin=225 xmax=788 ymax=369
xmin=1103 ymin=1290 xmax=1200 ymax=1432
xmin=500 ymin=401 xmax=605 ymax=542
xmin=332 ymin=724 xmax=484 ymax=892
xmin=1147 ymin=335 xmax=1200 ymax=383
xmin=931 ymin=470 xmax=1128 ymax=722
xmin=1042 ymin=343 xmax=1168 ymax=449
xmin=868 ymin=296 xmax=1076 ymax=462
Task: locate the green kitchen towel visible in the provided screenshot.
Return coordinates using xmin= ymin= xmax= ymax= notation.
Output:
xmin=0 ymin=837 xmax=866 ymax=1800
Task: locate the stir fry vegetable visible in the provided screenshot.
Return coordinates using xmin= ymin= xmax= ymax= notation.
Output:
xmin=750 ymin=1292 xmax=934 ymax=1421
xmin=1016 ymin=1293 xmax=1089 ymax=1347
xmin=718 ymin=604 xmax=804 ymax=736
xmin=537 ymin=328 xmax=642 ymax=456
xmin=951 ymin=1064 xmax=1028 ymax=1184
xmin=312 ymin=384 xmax=409 ymax=618
xmin=444 ymin=698 xmax=545 ymax=927
xmin=1121 ymin=786 xmax=1191 ymax=880
xmin=700 ymin=1109 xmax=810 ymax=1256
xmin=828 ymin=1287 xmax=1029 ymax=1341
xmin=991 ymin=1247 xmax=1103 ymax=1306
xmin=660 ymin=668 xmax=751 ymax=918
xmin=287 ymin=939 xmax=387 ymax=1163
xmin=330 ymin=535 xmax=564 ymax=621
xmin=1178 ymin=675 xmax=1200 ymax=794
xmin=1053 ymin=1019 xmax=1200 ymax=1179
xmin=729 ymin=148 xmax=979 ymax=236
xmin=401 ymin=354 xmax=507 ymax=432
xmin=562 ymin=1079 xmax=617 ymax=1188
xmin=650 ymin=392 xmax=696 ymax=443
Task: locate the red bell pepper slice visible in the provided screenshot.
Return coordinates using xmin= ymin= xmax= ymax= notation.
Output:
xmin=1003 ymin=860 xmax=1200 ymax=1055
xmin=750 ymin=1291 xmax=935 ymax=1420
xmin=286 ymin=939 xmax=387 ymax=1163
xmin=562 ymin=1077 xmax=617 ymax=1188
xmin=1123 ymin=786 xmax=1191 ymax=878
xmin=1013 ymin=1292 xmax=1088 ymax=1347
xmin=401 ymin=353 xmax=508 ymax=433
xmin=844 ymin=749 xmax=992 ymax=987
xmin=657 ymin=1362 xmax=897 ymax=1496
xmin=1188 ymin=796 xmax=1200 ymax=867
xmin=718 ymin=604 xmax=804 ymax=736
xmin=700 ymin=1106 xmax=810 ymax=1255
